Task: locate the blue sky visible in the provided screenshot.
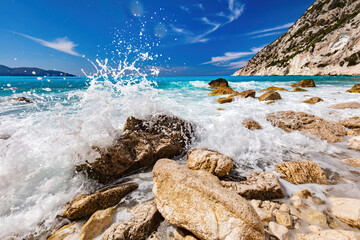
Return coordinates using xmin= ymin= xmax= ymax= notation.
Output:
xmin=0 ymin=0 xmax=314 ymax=76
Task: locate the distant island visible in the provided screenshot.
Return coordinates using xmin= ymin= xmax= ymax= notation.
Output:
xmin=0 ymin=64 xmax=75 ymax=77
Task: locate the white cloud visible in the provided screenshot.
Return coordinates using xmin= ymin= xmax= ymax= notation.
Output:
xmin=227 ymin=0 xmax=245 ymax=23
xmin=180 ymin=5 xmax=190 ymax=13
xmin=196 ymin=3 xmax=204 ymax=10
xmin=14 ymin=32 xmax=80 ymax=56
xmin=251 ymin=31 xmax=284 ymax=39
xmin=223 ymin=60 xmax=248 ymax=69
xmin=248 ymin=22 xmax=293 ymax=36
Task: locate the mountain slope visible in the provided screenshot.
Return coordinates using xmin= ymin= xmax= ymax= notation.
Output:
xmin=0 ymin=65 xmax=75 ymax=77
xmin=234 ymin=0 xmax=360 ymax=76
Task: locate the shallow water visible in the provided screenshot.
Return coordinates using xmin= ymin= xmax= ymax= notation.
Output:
xmin=1 ymin=75 xmax=360 ymax=239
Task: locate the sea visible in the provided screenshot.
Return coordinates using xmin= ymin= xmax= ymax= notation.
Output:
xmin=1 ymin=75 xmax=360 ymax=239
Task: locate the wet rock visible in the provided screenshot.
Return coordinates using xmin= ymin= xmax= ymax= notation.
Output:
xmin=101 ymin=201 xmax=163 ymax=240
xmin=63 ymin=183 xmax=138 ymax=220
xmin=259 ymin=90 xmax=282 ymax=102
xmin=217 ymin=89 xmax=255 ymax=104
xmin=276 ymin=211 xmax=292 ymax=228
xmin=347 ymin=129 xmax=360 ymax=136
xmin=10 ymin=97 xmax=33 ymax=103
xmin=242 ymin=119 xmax=262 ymax=130
xmin=340 ymin=117 xmax=360 ymax=129
xmin=342 ymin=158 xmax=360 ymax=168
xmin=302 ymin=97 xmax=323 ymax=104
xmin=346 ymin=83 xmax=360 ymax=93
xmin=259 ymin=86 xmax=288 ymax=92
xmin=330 ymin=102 xmax=360 ymax=109
xmin=267 ymin=111 xmax=346 ymax=143
xmin=305 ymin=210 xmax=327 ymax=226
xmin=221 ymin=172 xmax=285 ymax=200
xmin=47 ymin=222 xmax=84 ymax=240
xmin=329 ymin=197 xmax=360 ymax=228
xmin=267 ymin=100 xmax=276 ymax=105
xmin=296 ymin=230 xmax=360 ymax=240
xmin=79 ymin=207 xmax=115 ymax=240
xmin=268 ymin=222 xmax=290 ymax=240
xmin=186 ymin=149 xmax=233 ymax=177
xmin=292 ymin=87 xmax=308 ymax=92
xmin=275 ymin=161 xmax=329 ymax=185
xmin=294 ymin=189 xmax=312 ymax=199
xmin=208 ymin=87 xmax=236 ymax=96
xmin=348 ymin=136 xmax=360 ymax=150
xmin=77 ymin=115 xmax=194 ymax=183
xmin=208 ymin=78 xmax=229 ymax=88
xmin=290 ymin=79 xmax=316 ymax=88
xmin=250 ymin=200 xmax=280 ymax=223
xmin=152 ymin=159 xmax=265 ymax=240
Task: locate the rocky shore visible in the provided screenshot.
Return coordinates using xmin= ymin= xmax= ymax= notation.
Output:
xmin=47 ymin=78 xmax=360 ymax=240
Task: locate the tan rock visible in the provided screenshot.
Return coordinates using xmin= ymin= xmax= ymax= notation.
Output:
xmin=152 ymin=159 xmax=265 ymax=240
xmin=47 ymin=222 xmax=83 ymax=240
xmin=279 ymin=203 xmax=290 ymax=213
xmin=346 ymin=83 xmax=360 ymax=93
xmin=294 ymin=189 xmax=312 ymax=199
xmin=267 ymin=100 xmax=276 ymax=105
xmin=186 ymin=149 xmax=233 ymax=177
xmin=290 ymin=79 xmax=316 ymax=88
xmin=330 ymin=102 xmax=360 ymax=109
xmin=340 ymin=117 xmax=360 ymax=129
xmin=208 ymin=87 xmax=237 ymax=96
xmin=342 ymin=158 xmax=360 ymax=168
xmin=209 ymin=78 xmax=229 ymax=88
xmin=296 ymin=230 xmax=360 ymax=240
xmin=268 ymin=222 xmax=290 ymax=240
xmin=267 ymin=111 xmax=346 ymax=143
xmin=347 ymin=129 xmax=360 ymax=136
xmin=259 ymin=86 xmax=288 ymax=92
xmin=217 ymin=89 xmax=255 ymax=104
xmin=101 ymin=201 xmax=163 ymax=240
xmin=259 ymin=90 xmax=282 ymax=101
xmin=292 ymin=87 xmax=308 ymax=92
xmin=305 ymin=210 xmax=327 ymax=226
xmin=303 ymin=97 xmax=323 ymax=104
xmin=330 ymin=197 xmax=360 ymax=228
xmin=276 ymin=211 xmax=292 ymax=228
xmin=242 ymin=119 xmax=262 ymax=130
xmin=348 ymin=136 xmax=360 ymax=150
xmin=79 ymin=208 xmax=115 ymax=240
xmin=275 ymin=161 xmax=329 ymax=185
xmin=184 ymin=236 xmax=198 ymax=240
xmin=308 ymin=225 xmax=322 ymax=232
xmin=250 ymin=200 xmax=280 ymax=223
xmin=63 ymin=183 xmax=138 ymax=220
xmin=221 ymin=172 xmax=285 ymax=200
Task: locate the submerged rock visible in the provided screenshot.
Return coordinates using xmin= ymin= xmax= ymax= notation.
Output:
xmin=292 ymin=87 xmax=308 ymax=92
xmin=221 ymin=172 xmax=285 ymax=200
xmin=10 ymin=97 xmax=33 ymax=103
xmin=101 ymin=201 xmax=163 ymax=240
xmin=208 ymin=78 xmax=229 ymax=88
xmin=63 ymin=183 xmax=138 ymax=220
xmin=208 ymin=87 xmax=236 ymax=96
xmin=259 ymin=86 xmax=288 ymax=92
xmin=348 ymin=136 xmax=360 ymax=150
xmin=330 ymin=197 xmax=360 ymax=228
xmin=290 ymin=79 xmax=316 ymax=88
xmin=186 ymin=149 xmax=233 ymax=177
xmin=152 ymin=159 xmax=265 ymax=240
xmin=302 ymin=97 xmax=323 ymax=104
xmin=217 ymin=89 xmax=255 ymax=104
xmin=346 ymin=83 xmax=360 ymax=93
xmin=76 ymin=115 xmax=194 ymax=183
xmin=330 ymin=102 xmax=360 ymax=109
xmin=340 ymin=117 xmax=360 ymax=129
xmin=275 ymin=161 xmax=329 ymax=185
xmin=259 ymin=90 xmax=282 ymax=102
xmin=47 ymin=222 xmax=84 ymax=240
xmin=342 ymin=158 xmax=360 ymax=168
xmin=79 ymin=207 xmax=115 ymax=240
xmin=296 ymin=230 xmax=360 ymax=240
xmin=267 ymin=111 xmax=346 ymax=143
xmin=242 ymin=119 xmax=262 ymax=130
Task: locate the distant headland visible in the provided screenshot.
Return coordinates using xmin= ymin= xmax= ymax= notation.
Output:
xmin=0 ymin=64 xmax=75 ymax=77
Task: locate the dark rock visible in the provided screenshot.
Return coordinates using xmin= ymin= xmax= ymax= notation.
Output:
xmin=242 ymin=119 xmax=262 ymax=130
xmin=290 ymin=79 xmax=316 ymax=88
xmin=10 ymin=97 xmax=33 ymax=103
xmin=216 ymin=89 xmax=255 ymax=104
xmin=208 ymin=78 xmax=229 ymax=88
xmin=346 ymin=83 xmax=360 ymax=93
xmin=303 ymin=97 xmax=323 ymax=104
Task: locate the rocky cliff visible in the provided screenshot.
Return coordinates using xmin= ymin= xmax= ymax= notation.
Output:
xmin=234 ymin=0 xmax=360 ymax=76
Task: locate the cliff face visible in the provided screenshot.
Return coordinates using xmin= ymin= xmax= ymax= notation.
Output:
xmin=234 ymin=0 xmax=360 ymax=76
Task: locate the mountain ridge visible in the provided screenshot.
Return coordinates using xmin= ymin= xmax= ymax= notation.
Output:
xmin=0 ymin=64 xmax=75 ymax=77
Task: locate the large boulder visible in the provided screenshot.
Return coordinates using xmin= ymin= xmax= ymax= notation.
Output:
xmin=208 ymin=87 xmax=237 ymax=96
xmin=208 ymin=78 xmax=229 ymax=88
xmin=346 ymin=83 xmax=360 ymax=93
xmin=217 ymin=90 xmax=255 ymax=104
xmin=63 ymin=183 xmax=138 ymax=220
xmin=259 ymin=90 xmax=282 ymax=102
xmin=47 ymin=222 xmax=84 ymax=240
xmin=267 ymin=111 xmax=346 ymax=143
xmin=296 ymin=230 xmax=360 ymax=240
xmin=76 ymin=115 xmax=194 ymax=183
xmin=330 ymin=102 xmax=360 ymax=109
xmin=330 ymin=197 xmax=360 ymax=228
xmin=221 ymin=172 xmax=285 ymax=200
xmin=259 ymin=86 xmax=288 ymax=92
xmin=302 ymin=97 xmax=323 ymax=104
xmin=348 ymin=136 xmax=360 ymax=150
xmin=152 ymin=159 xmax=265 ymax=240
xmin=290 ymin=79 xmax=316 ymax=88
xmin=101 ymin=201 xmax=163 ymax=240
xmin=186 ymin=149 xmax=233 ymax=177
xmin=340 ymin=117 xmax=360 ymax=129
xmin=79 ymin=207 xmax=115 ymax=240
xmin=275 ymin=161 xmax=329 ymax=185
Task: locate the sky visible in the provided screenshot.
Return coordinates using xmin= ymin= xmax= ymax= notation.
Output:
xmin=0 ymin=0 xmax=315 ymax=76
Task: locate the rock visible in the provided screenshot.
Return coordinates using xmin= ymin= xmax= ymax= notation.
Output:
xmin=303 ymin=97 xmax=323 ymax=104
xmin=268 ymin=222 xmax=290 ymax=240
xmin=329 ymin=197 xmax=360 ymax=228
xmin=292 ymin=87 xmax=308 ymax=92
xmin=77 ymin=115 xmax=194 ymax=183
xmin=208 ymin=87 xmax=237 ymax=96
xmin=340 ymin=117 xmax=360 ymax=129
xmin=217 ymin=97 xmax=234 ymax=104
xmin=347 ymin=129 xmax=360 ymax=136
xmin=275 ymin=161 xmax=329 ymax=185
xmin=259 ymin=86 xmax=288 ymax=92
xmin=259 ymin=90 xmax=282 ymax=102
xmin=186 ymin=149 xmax=233 ymax=177
xmin=294 ymin=189 xmax=312 ymax=199
xmin=267 ymin=100 xmax=276 ymax=105
xmin=348 ymin=136 xmax=360 ymax=150
xmin=346 ymin=83 xmax=360 ymax=93
xmin=342 ymin=158 xmax=360 ymax=168
xmin=209 ymin=78 xmax=229 ymax=88
xmin=216 ymin=89 xmax=255 ymax=104
xmin=221 ymin=172 xmax=285 ymax=200
xmin=152 ymin=159 xmax=265 ymax=240
xmin=63 ymin=183 xmax=138 ymax=220
xmin=290 ymin=79 xmax=316 ymax=88
xmin=308 ymin=225 xmax=322 ymax=232
xmin=267 ymin=111 xmax=346 ymax=143
xmin=184 ymin=236 xmax=198 ymax=240
xmin=296 ymin=230 xmax=360 ymax=240
xmin=101 ymin=201 xmax=163 ymax=240
xmin=305 ymin=210 xmax=327 ymax=226
xmin=79 ymin=208 xmax=115 ymax=240
xmin=279 ymin=203 xmax=290 ymax=213
xmin=330 ymin=102 xmax=360 ymax=109
xmin=250 ymin=200 xmax=280 ymax=223
xmin=47 ymin=222 xmax=84 ymax=240
xmin=276 ymin=211 xmax=292 ymax=228
xmin=242 ymin=119 xmax=262 ymax=130
xmin=10 ymin=97 xmax=33 ymax=103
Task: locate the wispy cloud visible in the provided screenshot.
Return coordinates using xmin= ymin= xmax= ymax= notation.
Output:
xmin=180 ymin=5 xmax=190 ymax=13
xmin=13 ymin=32 xmax=81 ymax=56
xmin=248 ymin=22 xmax=293 ymax=36
xmin=251 ymin=31 xmax=284 ymax=39
xmin=223 ymin=60 xmax=248 ymax=69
